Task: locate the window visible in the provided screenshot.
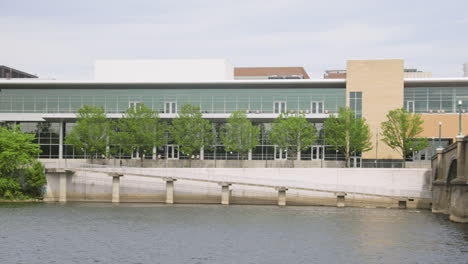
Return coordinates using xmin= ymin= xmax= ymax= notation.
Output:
xmin=311 ymin=101 xmax=324 ymax=114
xmin=406 ymin=100 xmax=415 ymax=113
xmin=166 ymin=145 xmax=179 ymax=160
xmin=311 ymin=145 xmax=324 ymax=160
xmin=349 ymin=92 xmax=362 ymax=118
xmin=273 ymin=101 xmax=286 ymax=114
xmin=164 ymin=101 xmax=177 ymax=114
xmin=274 ymin=146 xmax=287 ymax=160
xmin=129 ymin=101 xmax=142 ymax=110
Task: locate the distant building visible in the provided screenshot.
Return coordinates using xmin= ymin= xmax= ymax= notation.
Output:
xmin=3 ymin=59 xmax=468 ymax=165
xmin=323 ymin=68 xmax=432 ymax=79
xmin=234 ymin=67 xmax=309 ymax=80
xmin=323 ymin=70 xmax=346 ymax=79
xmin=0 ymin=65 xmax=37 ymax=78
xmin=464 ymin=63 xmax=468 ymax=77
xmin=403 ymin=68 xmax=432 ymax=78
xmin=94 ymin=59 xmax=234 ymax=81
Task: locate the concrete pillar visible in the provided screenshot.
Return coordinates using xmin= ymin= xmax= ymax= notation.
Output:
xmin=110 ymin=173 xmax=124 ymax=203
xmin=59 ymin=171 xmax=67 ymax=203
xmin=453 ymin=136 xmax=466 ymax=183
xmin=152 ymin=146 xmax=157 ymax=160
xmin=436 ymin=148 xmax=444 ymax=181
xmin=164 ymin=178 xmax=177 ymax=204
xmin=276 ymin=187 xmax=288 ymax=206
xmin=58 ymin=121 xmax=64 ymax=160
xmin=398 ymin=199 xmax=407 ymax=209
xmin=219 ymin=183 xmax=231 ymax=205
xmin=336 ymin=192 xmax=347 ymax=208
xmin=200 ymin=147 xmax=204 ymax=160
xmin=248 ymin=149 xmax=252 ymax=161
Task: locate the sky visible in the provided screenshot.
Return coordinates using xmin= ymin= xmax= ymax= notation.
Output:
xmin=1 ymin=0 xmax=468 ymax=79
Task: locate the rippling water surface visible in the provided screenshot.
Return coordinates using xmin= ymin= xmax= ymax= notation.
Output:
xmin=0 ymin=203 xmax=467 ymax=264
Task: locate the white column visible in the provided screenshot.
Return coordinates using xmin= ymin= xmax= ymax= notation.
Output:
xmin=105 ymin=136 xmax=110 ymax=158
xmin=58 ymin=121 xmax=64 ymax=160
xmin=152 ymin=146 xmax=157 ymax=160
xmin=336 ymin=192 xmax=346 ymax=208
xmin=164 ymin=178 xmax=177 ymax=204
xmin=248 ymin=149 xmax=252 ymax=161
xmin=59 ymin=171 xmax=67 ymax=203
xmin=220 ymin=183 xmax=231 ymax=205
xmin=200 ymin=147 xmax=204 ymax=160
xmin=297 ymin=151 xmax=301 ymax=161
xmin=276 ymin=187 xmax=288 ymax=206
xmin=111 ymin=173 xmax=123 ymax=203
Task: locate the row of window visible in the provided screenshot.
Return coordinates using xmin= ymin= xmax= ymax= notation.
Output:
xmin=130 ymin=101 xmax=328 ymax=114
xmin=48 ymin=144 xmax=342 ymax=161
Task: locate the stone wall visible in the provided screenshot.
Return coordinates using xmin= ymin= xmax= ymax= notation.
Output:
xmin=431 ymin=136 xmax=468 ymax=223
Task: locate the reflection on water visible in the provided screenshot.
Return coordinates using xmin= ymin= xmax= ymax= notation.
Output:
xmin=0 ymin=203 xmax=467 ymax=264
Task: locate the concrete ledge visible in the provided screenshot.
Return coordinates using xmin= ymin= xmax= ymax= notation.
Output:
xmin=449 ymin=214 xmax=468 ymax=223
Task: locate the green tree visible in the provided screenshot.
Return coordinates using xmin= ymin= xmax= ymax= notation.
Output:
xmin=0 ymin=125 xmax=44 ymax=199
xmin=65 ymin=105 xmax=111 ymax=159
xmin=170 ymin=104 xmax=215 ymax=165
xmin=269 ymin=114 xmax=317 ymax=164
xmin=114 ymin=103 xmax=165 ymax=163
xmin=323 ymin=107 xmax=372 ymax=168
xmin=221 ymin=111 xmax=259 ymax=160
xmin=0 ymin=126 xmax=41 ymax=177
xmin=21 ymin=160 xmax=46 ymax=197
xmin=380 ymin=108 xmax=429 ymax=168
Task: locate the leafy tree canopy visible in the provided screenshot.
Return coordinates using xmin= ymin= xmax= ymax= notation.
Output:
xmin=381 ymin=108 xmax=429 ymax=166
xmin=221 ymin=111 xmax=259 ymax=159
xmin=113 ymin=103 xmax=165 ymax=160
xmin=269 ymin=114 xmax=317 ymax=160
xmin=0 ymin=125 xmax=41 ymax=176
xmin=65 ymin=105 xmax=111 ymax=158
xmin=170 ymin=104 xmax=215 ymax=159
xmin=0 ymin=125 xmax=45 ymax=199
xmin=323 ymin=107 xmax=372 ymax=167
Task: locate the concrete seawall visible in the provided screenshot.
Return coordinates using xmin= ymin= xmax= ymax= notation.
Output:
xmin=45 ymin=168 xmax=432 ymax=209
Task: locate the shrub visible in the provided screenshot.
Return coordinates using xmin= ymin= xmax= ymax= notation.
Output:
xmin=0 ymin=178 xmax=22 ymax=199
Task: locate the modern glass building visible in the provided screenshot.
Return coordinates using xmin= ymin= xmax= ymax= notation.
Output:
xmin=1 ymin=59 xmax=468 ymax=165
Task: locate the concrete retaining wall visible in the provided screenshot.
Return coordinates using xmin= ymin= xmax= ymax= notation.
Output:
xmin=45 ymin=167 xmax=432 ymax=209
xmin=39 ymin=159 xmax=346 ymax=168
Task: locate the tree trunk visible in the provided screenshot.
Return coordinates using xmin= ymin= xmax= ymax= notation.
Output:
xmin=140 ymin=152 xmax=144 ymax=167
xmin=345 ymin=130 xmax=351 ymax=168
xmin=345 ymin=152 xmax=350 ymax=168
xmin=402 ymin=150 xmax=406 ymax=168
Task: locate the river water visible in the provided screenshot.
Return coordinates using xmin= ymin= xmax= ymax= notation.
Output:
xmin=0 ymin=203 xmax=467 ymax=264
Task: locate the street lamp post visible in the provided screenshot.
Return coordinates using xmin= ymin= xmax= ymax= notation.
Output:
xmin=458 ymin=100 xmax=463 ymax=136
xmin=438 ymin=121 xmax=442 ymax=148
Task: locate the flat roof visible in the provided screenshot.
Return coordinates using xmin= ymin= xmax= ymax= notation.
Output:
xmin=0 ymin=65 xmax=38 ymax=78
xmin=0 ymin=78 xmax=468 ymax=89
xmin=0 ymin=79 xmax=345 ymax=89
xmin=234 ymin=67 xmax=310 ymax=79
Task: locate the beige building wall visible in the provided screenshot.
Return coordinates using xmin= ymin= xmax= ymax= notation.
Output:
xmin=403 ymin=71 xmax=432 ymax=78
xmin=346 ymin=59 xmax=404 ymax=160
xmin=420 ymin=114 xmax=468 ymax=139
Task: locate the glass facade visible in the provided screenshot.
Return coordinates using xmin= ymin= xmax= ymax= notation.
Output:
xmin=349 ymin=92 xmax=362 ymax=118
xmin=404 ymin=87 xmax=468 ymax=113
xmin=19 ymin=122 xmax=60 ymax=158
xmin=0 ymin=88 xmax=345 ymax=114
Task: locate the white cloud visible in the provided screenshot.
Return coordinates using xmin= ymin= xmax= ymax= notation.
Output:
xmin=0 ymin=0 xmax=467 ymax=79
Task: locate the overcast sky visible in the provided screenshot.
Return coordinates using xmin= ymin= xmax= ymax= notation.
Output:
xmin=1 ymin=0 xmax=468 ymax=79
